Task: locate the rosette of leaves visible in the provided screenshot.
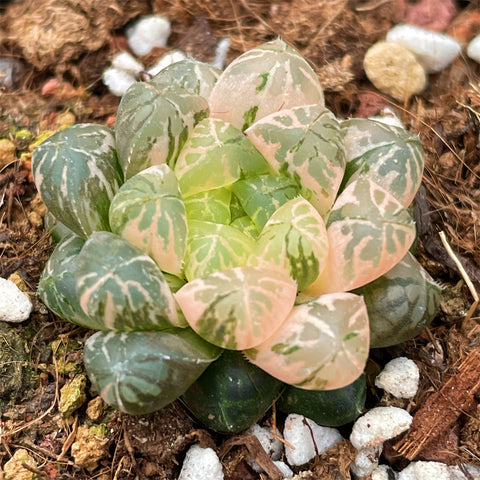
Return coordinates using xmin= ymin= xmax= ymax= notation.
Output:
xmin=33 ymin=39 xmax=440 ymax=425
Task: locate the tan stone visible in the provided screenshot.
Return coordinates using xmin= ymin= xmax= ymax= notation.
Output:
xmin=0 ymin=138 xmax=16 ymax=170
xmin=3 ymin=448 xmax=38 ymax=480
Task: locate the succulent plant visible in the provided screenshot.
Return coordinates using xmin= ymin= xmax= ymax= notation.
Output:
xmin=33 ymin=39 xmax=440 ymax=426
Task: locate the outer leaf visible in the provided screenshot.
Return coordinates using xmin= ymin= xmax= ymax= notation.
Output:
xmin=109 ymin=165 xmax=187 ymax=276
xmin=341 ymin=118 xmax=424 ymax=207
xmin=32 ymin=124 xmax=122 ymax=238
xmin=245 ymin=293 xmax=370 ymax=390
xmin=246 ymin=105 xmax=346 ymax=215
xmin=230 ymin=215 xmax=258 ymax=240
xmin=249 ymin=197 xmax=329 ymax=290
xmin=150 ymin=58 xmax=221 ymax=99
xmin=115 ymin=82 xmax=209 ymax=179
xmin=184 ymin=187 xmax=232 ymax=224
xmin=231 ymin=174 xmax=300 ymax=232
xmin=354 ymin=252 xmax=441 ymax=348
xmin=305 ymin=178 xmax=415 ymax=295
xmin=75 ymin=231 xmax=180 ymax=331
xmin=175 ymin=266 xmax=297 ymax=350
xmin=184 ymin=220 xmax=255 ymax=281
xmin=84 ymin=328 xmax=221 ymax=415
xmin=209 ymin=38 xmax=324 ymax=130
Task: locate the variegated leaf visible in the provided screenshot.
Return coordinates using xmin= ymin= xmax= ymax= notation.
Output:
xmin=209 ymin=38 xmax=324 ymax=130
xmin=75 ymin=231 xmax=181 ymax=331
xmin=184 ymin=220 xmax=255 ymax=281
xmin=115 ymin=82 xmax=209 ymax=179
xmin=230 ymin=215 xmax=259 ymax=240
xmin=231 ymin=174 xmax=300 ymax=232
xmin=341 ymin=118 xmax=424 ymax=207
xmin=354 ymin=252 xmax=441 ymax=348
xmin=175 ymin=266 xmax=297 ymax=349
xmin=109 ymin=165 xmax=187 ymax=276
xmin=84 ymin=328 xmax=221 ymax=415
xmin=32 ymin=124 xmax=122 ymax=238
xmin=184 ymin=187 xmax=232 ymax=224
xmin=249 ymin=197 xmax=329 ymax=290
xmin=174 ymin=118 xmax=268 ymax=197
xmin=305 ymin=178 xmax=415 ymax=295
xmin=150 ymin=58 xmax=221 ymax=100
xmin=246 ymin=105 xmax=346 ymax=215
xmin=245 ymin=293 xmax=370 ymax=390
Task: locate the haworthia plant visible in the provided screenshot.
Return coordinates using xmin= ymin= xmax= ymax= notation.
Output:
xmin=32 ymin=124 xmax=122 ymax=238
xmin=246 ymin=105 xmax=346 ymax=216
xmin=109 ymin=164 xmax=187 ymax=276
xmin=245 ymin=293 xmax=370 ymax=390
xmin=184 ymin=188 xmax=232 ymax=224
xmin=209 ymin=38 xmax=325 ymax=130
xmin=84 ymin=328 xmax=221 ymax=415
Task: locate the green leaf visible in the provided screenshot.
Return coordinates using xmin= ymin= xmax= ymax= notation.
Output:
xmin=246 ymin=105 xmax=346 ymax=215
xmin=109 ymin=164 xmax=187 ymax=276
xmin=115 ymin=82 xmax=209 ymax=179
xmin=32 ymin=124 xmax=122 ymax=238
xmin=245 ymin=293 xmax=370 ymax=390
xmin=209 ymin=38 xmax=324 ymax=130
xmin=341 ymin=118 xmax=424 ymax=207
xmin=75 ymin=231 xmax=181 ymax=331
xmin=249 ymin=197 xmax=329 ymax=290
xmin=175 ymin=266 xmax=297 ymax=349
xmin=184 ymin=220 xmax=255 ymax=281
xmin=84 ymin=328 xmax=221 ymax=415
xmin=184 ymin=187 xmax=232 ymax=224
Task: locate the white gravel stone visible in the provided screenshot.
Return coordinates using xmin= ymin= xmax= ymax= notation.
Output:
xmin=350 ymin=407 xmax=412 ymax=450
xmin=375 ymin=357 xmax=419 ymax=399
xmin=274 ymin=460 xmax=294 ymax=478
xmin=372 ymin=464 xmax=397 ymax=480
xmin=283 ymin=414 xmax=343 ymax=466
xmin=398 ymin=461 xmax=450 ymax=480
xmin=112 ymin=51 xmax=144 ymax=76
xmin=212 ymin=37 xmax=231 ymax=69
xmin=0 ymin=277 xmax=32 ymax=323
xmin=148 ymin=50 xmax=188 ymax=77
xmin=178 ymin=444 xmax=224 ymax=480
xmin=467 ymin=34 xmax=480 ymax=64
xmin=351 ymin=445 xmax=383 ymax=478
xmin=450 ymin=464 xmax=480 ymax=480
xmin=386 ymin=24 xmax=461 ymax=73
xmin=247 ymin=424 xmax=284 ymax=472
xmin=127 ymin=15 xmax=171 ymax=56
xmin=102 ymin=67 xmax=137 ymax=96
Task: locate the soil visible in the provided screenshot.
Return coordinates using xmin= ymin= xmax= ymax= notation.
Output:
xmin=0 ymin=0 xmax=479 ymax=479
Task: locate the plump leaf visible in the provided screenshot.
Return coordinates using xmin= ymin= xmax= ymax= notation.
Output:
xmin=32 ymin=124 xmax=122 ymax=238
xmin=230 ymin=215 xmax=258 ymax=240
xmin=184 ymin=187 xmax=232 ymax=224
xmin=175 ymin=266 xmax=297 ymax=350
xmin=184 ymin=220 xmax=255 ymax=281
xmin=209 ymin=38 xmax=324 ymax=130
xmin=249 ymin=197 xmax=329 ymax=290
xmin=231 ymin=174 xmax=300 ymax=232
xmin=305 ymin=178 xmax=416 ymax=295
xmin=84 ymin=328 xmax=221 ymax=415
xmin=245 ymin=293 xmax=370 ymax=390
xmin=75 ymin=231 xmax=183 ymax=331
xmin=354 ymin=252 xmax=441 ymax=348
xmin=115 ymin=82 xmax=209 ymax=179
xmin=246 ymin=105 xmax=346 ymax=215
xmin=341 ymin=118 xmax=424 ymax=207
xmin=150 ymin=58 xmax=221 ymax=99
xmin=109 ymin=165 xmax=187 ymax=276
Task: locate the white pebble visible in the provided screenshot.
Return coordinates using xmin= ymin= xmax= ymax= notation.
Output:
xmin=350 ymin=407 xmax=412 ymax=450
xmin=375 ymin=357 xmax=419 ymax=399
xmin=283 ymin=414 xmax=343 ymax=466
xmin=148 ymin=50 xmax=188 ymax=77
xmin=127 ymin=15 xmax=171 ymax=56
xmin=0 ymin=277 xmax=32 ymax=323
xmin=467 ymin=34 xmax=480 ymax=64
xmin=178 ymin=444 xmax=224 ymax=480
xmin=212 ymin=37 xmax=231 ymax=69
xmin=274 ymin=460 xmax=294 ymax=478
xmin=247 ymin=424 xmax=283 ymax=473
xmin=351 ymin=445 xmax=383 ymax=478
xmin=450 ymin=464 xmax=480 ymax=480
xmin=386 ymin=24 xmax=461 ymax=73
xmin=372 ymin=465 xmax=398 ymax=480
xmin=112 ymin=52 xmax=144 ymax=76
xmin=398 ymin=461 xmax=450 ymax=480
xmin=102 ymin=67 xmax=137 ymax=96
